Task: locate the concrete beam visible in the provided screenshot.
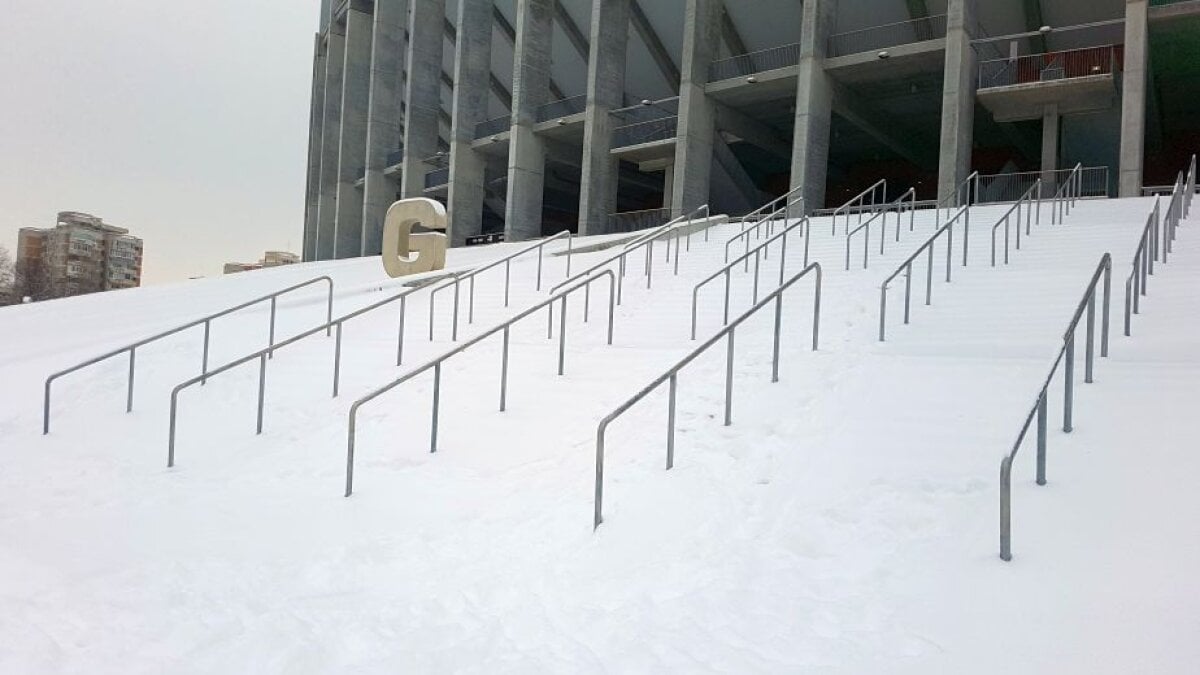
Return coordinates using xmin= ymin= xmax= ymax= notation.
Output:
xmin=713 ymin=101 xmax=790 ymax=161
xmin=506 ymin=0 xmax=554 ymax=241
xmin=790 ymin=0 xmax=837 ymax=210
xmin=554 ymin=1 xmax=590 ymax=61
xmin=400 ymin=0 xmax=445 ymax=198
xmin=671 ymin=0 xmax=722 ymax=217
xmin=579 ymin=0 xmax=631 ymax=235
xmin=1119 ymin=0 xmax=1148 ymax=196
xmin=720 ymin=7 xmax=748 ymax=57
xmin=830 ymin=82 xmax=937 ymax=168
xmin=447 ymin=0 xmax=493 ymax=246
xmin=631 ymin=0 xmax=682 ymax=94
xmin=361 ymin=0 xmax=408 ymax=257
xmin=936 ymin=0 xmax=977 ymax=204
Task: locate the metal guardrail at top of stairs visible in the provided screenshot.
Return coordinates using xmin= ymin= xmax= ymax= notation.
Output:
xmin=427 ymin=230 xmax=574 ymax=342
xmin=999 ymin=253 xmax=1112 ymax=562
xmin=344 ymin=270 xmax=618 ymax=497
xmin=552 ymin=205 xmax=716 ymax=306
xmin=593 ymin=263 xmax=823 ymax=530
xmin=936 ymin=171 xmax=979 ymax=223
xmin=42 ymin=275 xmax=334 ymax=435
xmin=845 ymin=188 xmax=917 ymax=271
xmin=695 ymin=211 xmax=813 ymax=340
xmin=831 ymin=178 xmax=888 ymax=236
xmin=990 ymin=180 xmax=1043 ymax=267
xmin=1125 ymin=155 xmax=1195 ymax=336
xmin=877 ymin=206 xmax=971 ymax=342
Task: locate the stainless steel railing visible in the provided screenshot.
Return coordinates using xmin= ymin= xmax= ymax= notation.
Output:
xmin=831 ymin=178 xmax=887 ymax=236
xmin=344 ymin=270 xmax=617 ymax=496
xmin=593 ymin=264 xmax=823 ymax=529
xmin=1050 ymin=163 xmax=1083 ymax=224
xmin=474 ymin=115 xmax=511 ymax=139
xmin=708 ymin=42 xmax=802 ymax=81
xmin=427 ymin=230 xmax=573 ymax=341
xmin=726 ymin=187 xmax=805 ymax=259
xmin=990 ymin=180 xmax=1043 ymax=266
xmin=1125 ymin=155 xmax=1194 ymax=335
xmin=554 ymin=205 xmax=715 ymax=305
xmin=43 ymin=275 xmax=334 ymax=434
xmin=844 ymin=188 xmax=917 ymax=271
xmin=936 ymin=171 xmax=979 ymax=223
xmin=535 ymin=95 xmax=587 ymax=123
xmin=877 ymin=206 xmax=970 ymax=342
xmin=827 ymin=15 xmax=947 ymax=58
xmin=999 ymin=253 xmax=1112 ymax=561
xmin=694 ymin=212 xmax=812 ymax=339
xmin=978 ymin=45 xmax=1119 ymax=90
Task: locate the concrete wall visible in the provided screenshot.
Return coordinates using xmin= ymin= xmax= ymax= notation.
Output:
xmin=670 ymin=0 xmax=722 ymax=218
xmin=333 ymin=4 xmax=374 ymax=258
xmin=505 ymin=0 xmax=554 ymax=241
xmin=361 ymin=0 xmax=408 ymax=256
xmin=447 ymin=0 xmax=494 ymax=247
xmin=577 ymin=0 xmax=630 ymax=236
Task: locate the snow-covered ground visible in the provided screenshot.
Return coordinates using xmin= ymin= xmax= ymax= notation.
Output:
xmin=1 ymin=195 xmax=1197 ymax=672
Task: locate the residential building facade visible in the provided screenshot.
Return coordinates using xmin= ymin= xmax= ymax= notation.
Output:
xmin=17 ymin=211 xmax=144 ymax=298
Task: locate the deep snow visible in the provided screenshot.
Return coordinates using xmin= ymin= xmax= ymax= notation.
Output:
xmin=0 ymin=195 xmax=1197 ymax=673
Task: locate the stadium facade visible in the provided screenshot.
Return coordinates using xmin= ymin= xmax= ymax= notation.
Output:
xmin=302 ymin=0 xmax=1200 ymax=261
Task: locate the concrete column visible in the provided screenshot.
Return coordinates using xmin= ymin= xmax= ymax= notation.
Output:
xmin=303 ymin=34 xmax=328 ymax=262
xmin=333 ymin=3 xmax=375 ymax=259
xmin=662 ymin=162 xmax=675 ymax=209
xmin=578 ymin=0 xmax=631 ymax=235
xmin=1119 ymin=0 xmax=1148 ymax=197
xmin=505 ymin=0 xmax=554 ymax=241
xmin=360 ymin=0 xmax=408 ymax=256
xmin=400 ymin=0 xmax=445 ymax=198
xmin=670 ymin=0 xmax=722 ymax=218
xmin=936 ymin=0 xmax=977 ymax=204
xmin=1041 ymin=103 xmax=1060 ymax=196
xmin=446 ymin=0 xmax=494 ymax=247
xmin=315 ymin=22 xmax=347 ymax=260
xmin=789 ymin=0 xmax=837 ymax=211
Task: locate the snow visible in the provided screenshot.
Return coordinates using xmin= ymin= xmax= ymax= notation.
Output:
xmin=1 ymin=196 xmax=1197 ymax=672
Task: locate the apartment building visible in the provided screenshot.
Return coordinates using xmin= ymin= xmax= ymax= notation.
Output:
xmin=302 ymin=0 xmax=1200 ymax=262
xmin=224 ymin=250 xmax=301 ymax=274
xmin=17 ymin=211 xmax=144 ymax=298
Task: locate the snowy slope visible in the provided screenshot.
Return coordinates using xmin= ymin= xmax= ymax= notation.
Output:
xmin=0 ymin=196 xmax=1197 ymax=673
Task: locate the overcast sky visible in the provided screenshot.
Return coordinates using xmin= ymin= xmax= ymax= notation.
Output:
xmin=0 ymin=1 xmax=318 ymax=285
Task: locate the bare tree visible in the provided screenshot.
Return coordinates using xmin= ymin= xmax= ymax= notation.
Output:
xmin=14 ymin=255 xmax=54 ymax=302
xmin=0 ymin=245 xmax=14 ymax=305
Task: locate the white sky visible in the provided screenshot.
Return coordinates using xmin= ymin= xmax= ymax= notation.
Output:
xmin=0 ymin=1 xmax=319 ymax=285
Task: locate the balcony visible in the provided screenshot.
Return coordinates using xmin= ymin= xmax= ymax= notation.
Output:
xmin=827 ymin=15 xmax=947 ymax=58
xmin=535 ymin=95 xmax=587 ymax=123
xmin=611 ymin=98 xmax=679 ymax=155
xmin=474 ymin=115 xmax=510 ymax=140
xmin=977 ymin=45 xmax=1121 ymax=121
xmin=422 ymin=153 xmax=450 ymax=191
xmin=709 ymin=43 xmax=801 ymax=82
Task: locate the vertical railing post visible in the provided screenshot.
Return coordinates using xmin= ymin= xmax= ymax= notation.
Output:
xmin=451 ymin=278 xmax=461 ymax=341
xmin=1036 ymin=392 xmax=1048 ymax=485
xmin=903 ymin=264 xmax=912 ymax=324
xmin=666 ymin=374 xmax=677 ymax=469
xmin=505 ymin=260 xmax=511 ymax=306
xmin=558 ymin=296 xmax=568 ymax=376
xmin=1063 ymin=332 xmax=1075 ymax=433
xmin=396 ymin=296 xmax=407 ymax=366
xmin=430 ymin=363 xmax=441 ymax=453
xmin=268 ymin=297 xmax=277 ymax=358
xmin=724 ymin=330 xmax=735 ymax=426
xmin=256 ymin=353 xmax=267 ymax=434
xmin=772 ymin=296 xmax=783 ymax=382
xmin=201 ymin=319 xmax=211 ymax=385
xmin=500 ymin=326 xmax=509 ymax=412
xmin=126 ymin=348 xmax=136 ymax=413
xmin=1101 ymin=264 xmax=1111 ymax=358
xmin=1084 ymin=293 xmax=1096 ymax=384
xmin=1000 ymin=455 xmax=1013 ymax=561
xmin=878 ymin=286 xmax=888 ymax=342
xmin=332 ymin=322 xmax=343 ymax=397
xmin=468 ymin=276 xmax=476 ymax=324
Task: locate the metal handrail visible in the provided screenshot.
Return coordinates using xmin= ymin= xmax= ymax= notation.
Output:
xmin=1123 ymin=200 xmax=1161 ymax=336
xmin=593 ymin=264 xmax=823 ymax=529
xmin=693 ymin=212 xmax=811 ymax=339
xmin=1050 ymin=163 xmax=1082 ymax=224
xmin=1126 ymin=154 xmax=1194 ymax=335
xmin=831 ymin=178 xmax=887 ymax=235
xmin=552 ymin=205 xmax=714 ymax=305
xmin=345 ymin=270 xmax=618 ymax=496
xmin=725 ymin=192 xmax=804 ymax=264
xmin=708 ymin=41 xmax=802 ymax=81
xmin=999 ymin=253 xmax=1112 ymax=561
xmin=427 ymin=230 xmax=573 ymax=341
xmin=43 ymin=275 xmax=334 ymax=434
xmin=827 ymin=14 xmax=948 ymax=58
xmin=844 ymin=188 xmax=917 ymax=271
xmin=990 ymin=179 xmax=1043 ymax=266
xmin=937 ymin=171 xmax=979 ymax=222
xmin=978 ymin=44 xmax=1118 ymax=90
xmin=877 ymin=206 xmax=970 ymax=341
